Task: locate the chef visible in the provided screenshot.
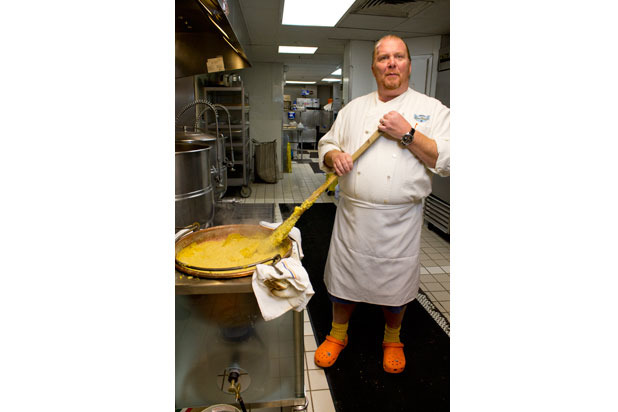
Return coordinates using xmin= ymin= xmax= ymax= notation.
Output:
xmin=314 ymin=34 xmax=450 ymax=373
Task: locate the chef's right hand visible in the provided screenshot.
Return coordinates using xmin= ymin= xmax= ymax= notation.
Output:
xmin=328 ymin=150 xmax=354 ymax=176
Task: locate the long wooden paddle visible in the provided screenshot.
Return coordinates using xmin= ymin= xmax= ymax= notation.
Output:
xmin=269 ymin=129 xmax=384 ymax=245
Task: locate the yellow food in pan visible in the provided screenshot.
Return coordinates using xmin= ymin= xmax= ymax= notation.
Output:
xmin=176 ymin=232 xmax=287 ymax=269
xmin=177 ymin=195 xmax=315 ymax=270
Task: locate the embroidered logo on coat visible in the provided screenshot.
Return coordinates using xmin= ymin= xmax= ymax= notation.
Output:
xmin=414 ymin=114 xmax=431 ymax=123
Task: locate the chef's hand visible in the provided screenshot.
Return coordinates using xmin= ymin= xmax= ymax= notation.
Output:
xmin=325 ymin=150 xmax=354 ymax=176
xmin=378 ymin=111 xmax=412 ymax=142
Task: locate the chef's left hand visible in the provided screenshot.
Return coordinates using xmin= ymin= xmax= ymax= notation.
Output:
xmin=378 ymin=111 xmax=412 ymax=142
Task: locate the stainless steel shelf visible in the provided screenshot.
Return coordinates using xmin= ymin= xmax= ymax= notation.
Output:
xmin=204 ymin=84 xmax=252 ymax=190
xmin=207 ymin=123 xmax=249 ymax=131
xmin=204 ymin=86 xmax=243 ymax=92
xmin=219 ymin=105 xmax=250 ymax=111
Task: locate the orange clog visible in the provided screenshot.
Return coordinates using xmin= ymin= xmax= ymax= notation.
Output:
xmin=314 ymin=335 xmax=348 ymax=367
xmin=382 ymin=341 xmax=405 ymax=373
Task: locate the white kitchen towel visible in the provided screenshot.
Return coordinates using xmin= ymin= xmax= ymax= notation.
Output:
xmin=252 ymin=258 xmax=314 ymax=321
xmin=259 ymin=221 xmax=304 ymax=259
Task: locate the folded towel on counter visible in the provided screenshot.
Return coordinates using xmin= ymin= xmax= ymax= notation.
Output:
xmin=252 ymin=258 xmax=314 ymax=321
xmin=259 ymin=221 xmax=303 ymax=259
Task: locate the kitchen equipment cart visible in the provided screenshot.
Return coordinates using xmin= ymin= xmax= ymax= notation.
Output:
xmin=204 ymin=85 xmax=252 ymax=198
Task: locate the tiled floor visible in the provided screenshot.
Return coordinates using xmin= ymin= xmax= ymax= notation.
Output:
xmin=215 ymin=154 xmax=450 ymax=412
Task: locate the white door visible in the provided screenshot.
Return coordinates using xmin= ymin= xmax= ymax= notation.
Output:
xmin=409 ymin=55 xmax=433 ymax=95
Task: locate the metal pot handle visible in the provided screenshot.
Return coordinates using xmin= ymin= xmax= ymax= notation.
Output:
xmin=175 ymin=222 xmax=201 ymax=243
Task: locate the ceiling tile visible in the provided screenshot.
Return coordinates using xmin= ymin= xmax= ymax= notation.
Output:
xmin=338 ymin=14 xmax=407 ymax=31
xmin=391 ymin=1 xmax=450 ymax=34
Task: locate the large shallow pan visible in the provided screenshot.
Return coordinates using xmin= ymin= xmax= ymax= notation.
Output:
xmin=175 ymin=224 xmax=293 ymax=279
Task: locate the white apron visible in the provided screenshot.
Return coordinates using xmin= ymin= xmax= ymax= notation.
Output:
xmin=324 ymin=195 xmax=423 ymax=306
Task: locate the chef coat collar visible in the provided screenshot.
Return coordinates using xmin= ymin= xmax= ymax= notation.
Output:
xmin=368 ymin=87 xmax=412 ymax=117
xmin=374 ymin=87 xmax=412 ymax=107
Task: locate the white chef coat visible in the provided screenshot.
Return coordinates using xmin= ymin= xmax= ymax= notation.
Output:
xmin=317 ymin=88 xmax=450 ymax=306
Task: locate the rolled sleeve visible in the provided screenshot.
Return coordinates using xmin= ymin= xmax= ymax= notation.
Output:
xmin=427 ymin=104 xmax=450 ymax=177
xmin=317 ymin=113 xmax=345 ymax=173
xmin=317 ymin=143 xmax=339 ymax=173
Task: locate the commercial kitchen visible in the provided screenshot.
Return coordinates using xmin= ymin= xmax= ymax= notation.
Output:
xmin=175 ymin=1 xmax=450 ymax=411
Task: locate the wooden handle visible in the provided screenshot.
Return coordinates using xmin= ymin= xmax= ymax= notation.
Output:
xmin=350 ymin=129 xmax=382 ymax=161
xmin=305 ymin=130 xmax=383 ymax=204
xmin=305 ymin=174 xmax=338 ymax=205
xmin=269 ymin=130 xmax=384 ymax=245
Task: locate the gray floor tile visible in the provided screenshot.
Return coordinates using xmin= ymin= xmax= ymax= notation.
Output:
xmin=305 ymin=351 xmax=319 ymax=370
xmin=431 ymin=273 xmax=450 ymax=283
xmin=422 ymin=282 xmax=445 ymax=292
xmin=431 ymin=290 xmax=450 ymax=301
xmin=304 ymin=335 xmax=317 ymax=351
xmin=420 ymin=273 xmax=436 ymax=283
xmin=311 ymin=389 xmax=336 ymax=412
xmin=307 ymin=369 xmax=329 ymax=390
xmin=304 ymin=321 xmax=313 ymax=336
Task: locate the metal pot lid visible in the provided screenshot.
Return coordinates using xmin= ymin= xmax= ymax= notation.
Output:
xmin=175 ymin=128 xmax=217 ymax=143
xmin=175 ymin=141 xmax=211 ymax=154
xmin=203 ymin=405 xmax=241 ymax=412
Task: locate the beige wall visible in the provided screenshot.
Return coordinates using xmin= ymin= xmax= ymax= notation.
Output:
xmin=241 ymin=62 xmax=285 ymax=172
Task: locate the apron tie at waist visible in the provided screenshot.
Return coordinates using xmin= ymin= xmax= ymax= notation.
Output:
xmin=343 ymin=194 xmax=421 ymax=210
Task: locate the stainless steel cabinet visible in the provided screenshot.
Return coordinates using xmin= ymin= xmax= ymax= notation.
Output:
xmin=319 ymin=110 xmax=333 ymax=134
xmin=175 ymin=275 xmax=306 ymax=409
xmin=298 ymin=110 xmax=319 ymax=145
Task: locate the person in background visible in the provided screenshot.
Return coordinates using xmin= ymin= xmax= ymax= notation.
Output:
xmin=315 ymin=34 xmax=450 ymax=373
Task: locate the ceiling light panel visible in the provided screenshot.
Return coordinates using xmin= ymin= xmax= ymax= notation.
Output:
xmin=282 ymin=0 xmax=356 ymax=27
xmin=322 ymin=78 xmax=341 ymax=82
xmin=286 ymin=81 xmax=316 ymax=84
xmin=331 ymin=68 xmax=342 ymax=75
xmin=279 ymin=46 xmax=318 ymax=54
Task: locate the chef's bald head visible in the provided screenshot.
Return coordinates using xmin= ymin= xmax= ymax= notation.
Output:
xmin=371 ymin=35 xmax=411 ymax=64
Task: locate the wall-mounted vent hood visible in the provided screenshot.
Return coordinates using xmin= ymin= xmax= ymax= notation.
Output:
xmin=176 ymin=0 xmax=251 ymax=78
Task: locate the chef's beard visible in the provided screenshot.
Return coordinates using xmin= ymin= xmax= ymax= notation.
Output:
xmin=383 ymin=76 xmax=402 ymax=90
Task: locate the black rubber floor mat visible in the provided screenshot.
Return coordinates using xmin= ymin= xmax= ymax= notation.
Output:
xmin=309 ymin=162 xmax=325 ymax=174
xmin=213 ymin=203 xmax=274 ymax=226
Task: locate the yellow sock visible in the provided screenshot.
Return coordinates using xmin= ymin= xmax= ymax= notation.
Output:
xmin=383 ymin=324 xmax=401 ymax=343
xmin=329 ymin=321 xmax=348 ymax=341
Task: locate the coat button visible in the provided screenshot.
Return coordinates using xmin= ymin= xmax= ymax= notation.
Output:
xmin=365 ymin=130 xmax=369 ymax=134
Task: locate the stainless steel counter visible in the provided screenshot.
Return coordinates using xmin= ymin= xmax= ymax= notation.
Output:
xmin=176 ymin=270 xmax=254 ymax=295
